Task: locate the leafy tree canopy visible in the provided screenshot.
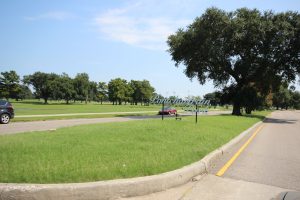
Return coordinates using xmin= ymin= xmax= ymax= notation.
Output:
xmin=168 ymin=7 xmax=300 ymax=115
xmin=0 ymin=70 xmax=20 ymax=99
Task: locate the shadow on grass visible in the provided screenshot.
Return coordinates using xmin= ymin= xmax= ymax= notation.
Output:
xmin=218 ymin=113 xmax=266 ymax=121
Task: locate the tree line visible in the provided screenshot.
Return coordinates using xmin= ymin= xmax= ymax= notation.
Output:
xmin=203 ymin=83 xmax=300 ymax=112
xmin=0 ymin=70 xmax=155 ymax=105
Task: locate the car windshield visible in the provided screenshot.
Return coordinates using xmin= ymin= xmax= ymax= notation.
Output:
xmin=0 ymin=100 xmax=7 ymax=106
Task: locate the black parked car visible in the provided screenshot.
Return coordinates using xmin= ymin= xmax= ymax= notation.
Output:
xmin=0 ymin=100 xmax=14 ymax=124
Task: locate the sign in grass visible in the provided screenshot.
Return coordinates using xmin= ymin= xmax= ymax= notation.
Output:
xmin=150 ymin=95 xmax=210 ymax=123
xmin=150 ymin=95 xmax=210 ymax=107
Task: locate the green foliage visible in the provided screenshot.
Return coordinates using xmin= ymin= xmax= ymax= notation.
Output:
xmin=108 ymin=78 xmax=132 ymax=105
xmin=272 ymin=84 xmax=300 ymax=110
xmin=203 ymin=91 xmax=221 ymax=107
xmin=130 ymin=80 xmax=155 ymax=105
xmin=51 ymin=73 xmax=76 ymax=104
xmin=3 ymin=69 xmax=155 ymax=106
xmin=290 ymin=91 xmax=300 ymax=109
xmin=168 ymin=7 xmax=300 ymax=115
xmin=0 ymin=70 xmax=20 ymax=99
xmin=23 ymin=72 xmax=58 ymax=104
xmin=74 ymin=73 xmax=90 ymax=104
xmin=97 ymin=82 xmax=108 ymax=104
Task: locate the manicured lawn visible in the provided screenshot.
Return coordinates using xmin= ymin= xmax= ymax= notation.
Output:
xmin=12 ymin=100 xmax=161 ymax=115
xmin=0 ymin=112 xmax=269 ymax=183
xmin=10 ymin=100 xmax=161 ymax=122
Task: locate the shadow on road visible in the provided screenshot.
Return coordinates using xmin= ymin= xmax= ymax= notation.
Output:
xmin=263 ymin=118 xmax=297 ymax=124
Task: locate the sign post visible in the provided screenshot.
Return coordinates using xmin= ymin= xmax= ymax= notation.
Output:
xmin=150 ymin=95 xmax=210 ymax=122
xmin=195 ymin=104 xmax=198 ymax=124
xmin=161 ymin=102 xmax=164 ymax=120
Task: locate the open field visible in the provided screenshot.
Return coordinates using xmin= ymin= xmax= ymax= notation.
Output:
xmin=0 ymin=111 xmax=269 ymax=183
xmin=11 ymin=100 xmax=162 ymax=115
xmin=9 ymin=99 xmax=230 ymax=122
xmin=10 ymin=100 xmax=162 ymax=122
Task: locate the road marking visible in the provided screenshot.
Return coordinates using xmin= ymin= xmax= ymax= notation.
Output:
xmin=216 ymin=124 xmax=264 ymax=177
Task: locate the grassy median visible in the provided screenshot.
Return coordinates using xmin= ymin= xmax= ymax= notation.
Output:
xmin=0 ymin=112 xmax=268 ymax=183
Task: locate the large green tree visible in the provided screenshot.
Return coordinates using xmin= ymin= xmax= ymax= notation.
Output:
xmin=108 ymin=78 xmax=131 ymax=105
xmin=88 ymin=81 xmax=98 ymax=102
xmin=203 ymin=91 xmax=222 ymax=107
xmin=74 ymin=73 xmax=90 ymax=104
xmin=0 ymin=70 xmax=20 ymax=99
xmin=24 ymin=72 xmax=58 ymax=104
xmin=290 ymin=90 xmax=300 ymax=109
xmin=97 ymin=82 xmax=108 ymax=104
xmin=129 ymin=80 xmax=155 ymax=105
xmin=51 ymin=73 xmax=75 ymax=104
xmin=168 ymin=7 xmax=300 ymax=115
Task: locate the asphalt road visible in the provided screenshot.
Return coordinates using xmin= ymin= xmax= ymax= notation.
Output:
xmin=0 ymin=117 xmax=143 ymax=135
xmin=211 ymin=110 xmax=300 ymax=191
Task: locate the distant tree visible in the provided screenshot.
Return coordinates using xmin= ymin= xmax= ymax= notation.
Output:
xmin=89 ymin=81 xmax=98 ymax=102
xmin=51 ymin=73 xmax=75 ymax=104
xmin=272 ymin=84 xmax=291 ymax=110
xmin=0 ymin=70 xmax=20 ymax=100
xmin=14 ymin=85 xmax=33 ymax=100
xmin=290 ymin=91 xmax=300 ymax=109
xmin=129 ymin=80 xmax=155 ymax=105
xmin=23 ymin=72 xmax=58 ymax=104
xmin=140 ymin=80 xmax=155 ymax=105
xmin=97 ymin=82 xmax=108 ymax=104
xmin=130 ymin=80 xmax=142 ymax=105
xmin=74 ymin=73 xmax=90 ymax=104
xmin=168 ymin=95 xmax=177 ymax=103
xmin=168 ymin=7 xmax=300 ymax=115
xmin=108 ymin=78 xmax=129 ymax=105
xmin=204 ymin=92 xmax=221 ymax=107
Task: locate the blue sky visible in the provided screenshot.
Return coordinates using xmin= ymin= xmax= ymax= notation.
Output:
xmin=1 ymin=0 xmax=300 ymax=97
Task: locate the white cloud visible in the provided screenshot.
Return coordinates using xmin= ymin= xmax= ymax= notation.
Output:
xmin=24 ymin=11 xmax=76 ymax=21
xmin=94 ymin=2 xmax=192 ymax=50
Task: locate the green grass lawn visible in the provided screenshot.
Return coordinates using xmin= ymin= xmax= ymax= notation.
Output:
xmin=10 ymin=100 xmax=162 ymax=122
xmin=0 ymin=112 xmax=269 ymax=183
xmin=12 ymin=100 xmax=161 ymax=115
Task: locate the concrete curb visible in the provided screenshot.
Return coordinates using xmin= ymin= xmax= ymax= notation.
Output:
xmin=0 ymin=121 xmax=263 ymax=200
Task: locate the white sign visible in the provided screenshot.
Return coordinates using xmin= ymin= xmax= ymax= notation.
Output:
xmin=150 ymin=96 xmax=210 ymax=106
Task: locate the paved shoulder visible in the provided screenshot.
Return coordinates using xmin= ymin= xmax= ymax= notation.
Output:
xmin=216 ymin=110 xmax=300 ymax=191
xmin=0 ymin=117 xmax=141 ymax=135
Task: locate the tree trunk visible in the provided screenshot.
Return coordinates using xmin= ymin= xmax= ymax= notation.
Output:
xmin=44 ymin=98 xmax=48 ymax=104
xmin=232 ymin=102 xmax=242 ymax=115
xmin=245 ymin=107 xmax=252 ymax=114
